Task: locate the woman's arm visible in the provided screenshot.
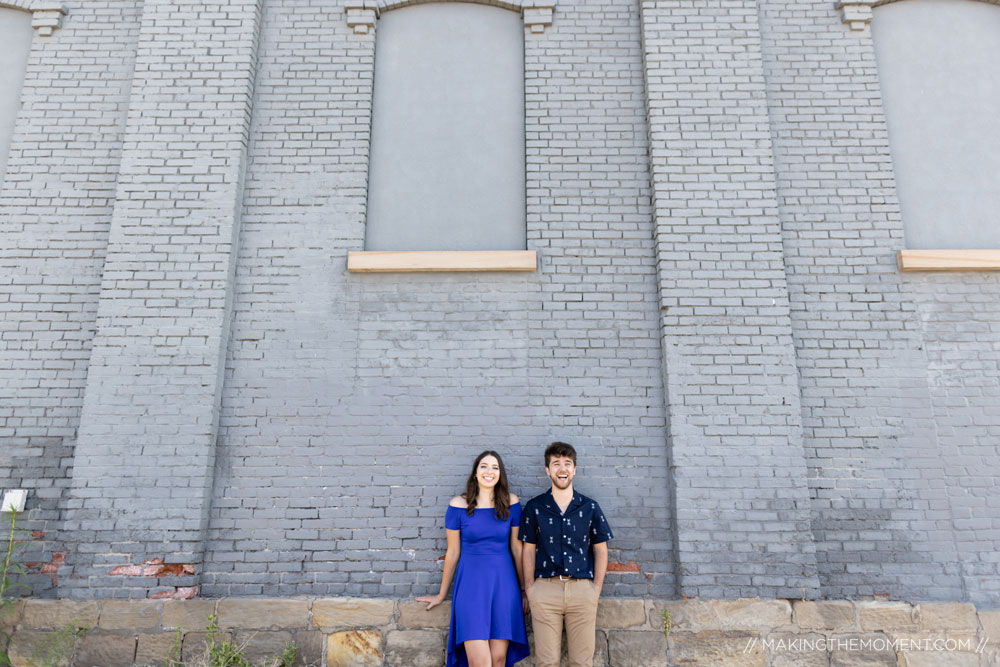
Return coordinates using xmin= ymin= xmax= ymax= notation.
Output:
xmin=510 ymin=526 xmax=524 ymax=591
xmin=416 ymin=528 xmax=461 ymax=610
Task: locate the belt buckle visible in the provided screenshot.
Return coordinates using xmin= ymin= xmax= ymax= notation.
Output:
xmin=558 ymin=575 xmax=572 ymax=581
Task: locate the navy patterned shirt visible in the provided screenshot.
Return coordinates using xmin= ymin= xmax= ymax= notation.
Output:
xmin=518 ymin=490 xmax=613 ymax=580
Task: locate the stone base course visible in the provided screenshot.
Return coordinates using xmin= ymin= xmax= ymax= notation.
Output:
xmin=0 ymin=598 xmax=996 ymax=666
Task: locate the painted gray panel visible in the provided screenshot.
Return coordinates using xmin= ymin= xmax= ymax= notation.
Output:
xmin=365 ymin=3 xmax=526 ymax=251
xmin=872 ymin=0 xmax=1000 ymax=249
xmin=0 ymin=8 xmax=33 ymax=184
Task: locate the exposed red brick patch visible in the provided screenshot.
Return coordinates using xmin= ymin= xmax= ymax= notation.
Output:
xmin=31 ymin=531 xmax=44 ymax=539
xmin=607 ymin=561 xmax=640 ymax=573
xmin=144 ymin=563 xmax=195 ymax=577
xmin=41 ymin=551 xmax=66 ymax=575
xmin=110 ymin=558 xmax=194 ymax=577
xmin=150 ymin=586 xmax=199 ymax=600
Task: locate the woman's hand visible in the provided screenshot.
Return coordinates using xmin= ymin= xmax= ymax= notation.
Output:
xmin=416 ymin=593 xmax=446 ymax=611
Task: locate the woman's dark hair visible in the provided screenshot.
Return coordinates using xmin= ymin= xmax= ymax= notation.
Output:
xmin=463 ymin=450 xmax=511 ymax=520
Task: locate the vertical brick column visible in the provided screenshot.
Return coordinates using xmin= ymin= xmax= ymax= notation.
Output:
xmin=61 ymin=0 xmax=263 ymax=597
xmin=756 ymin=0 xmax=965 ymax=602
xmin=0 ymin=0 xmax=144 ymax=595
xmin=639 ymin=0 xmax=820 ymax=597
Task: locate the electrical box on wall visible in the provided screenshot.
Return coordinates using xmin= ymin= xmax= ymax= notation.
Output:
xmin=1 ymin=490 xmax=27 ymax=513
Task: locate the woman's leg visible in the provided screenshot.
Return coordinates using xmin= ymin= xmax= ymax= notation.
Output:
xmin=488 ymin=639 xmax=509 ymax=667
xmin=464 ymin=639 xmax=492 ymax=667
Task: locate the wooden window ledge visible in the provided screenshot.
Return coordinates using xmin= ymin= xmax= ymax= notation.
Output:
xmin=348 ymin=250 xmax=537 ymax=273
xmin=897 ymin=249 xmax=1000 ymax=272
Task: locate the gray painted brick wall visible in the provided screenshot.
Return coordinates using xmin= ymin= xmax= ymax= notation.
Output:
xmin=639 ymin=0 xmax=820 ymax=599
xmin=0 ymin=0 xmax=998 ymax=606
xmin=757 ymin=0 xmax=979 ymax=602
xmin=57 ymin=0 xmax=263 ymax=597
xmin=0 ymin=0 xmax=143 ymax=596
xmin=200 ymin=0 xmax=673 ymax=600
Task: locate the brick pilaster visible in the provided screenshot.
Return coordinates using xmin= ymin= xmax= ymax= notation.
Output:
xmin=639 ymin=0 xmax=820 ymax=597
xmin=61 ymin=0 xmax=263 ymax=597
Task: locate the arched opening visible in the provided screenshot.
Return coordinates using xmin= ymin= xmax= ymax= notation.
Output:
xmin=0 ymin=5 xmax=33 ymax=186
xmin=872 ymin=0 xmax=1000 ymax=249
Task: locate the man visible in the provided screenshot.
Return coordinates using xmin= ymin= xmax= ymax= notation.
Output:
xmin=519 ymin=442 xmax=613 ymax=667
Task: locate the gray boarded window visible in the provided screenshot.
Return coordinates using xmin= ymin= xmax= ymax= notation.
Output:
xmin=365 ymin=2 xmax=526 ymax=251
xmin=872 ymin=0 xmax=1000 ymax=249
xmin=0 ymin=7 xmax=33 ymax=186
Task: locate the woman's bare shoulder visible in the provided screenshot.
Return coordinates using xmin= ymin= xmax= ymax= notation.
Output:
xmin=449 ymin=495 xmax=468 ymax=508
xmin=510 ymin=493 xmax=520 ymax=504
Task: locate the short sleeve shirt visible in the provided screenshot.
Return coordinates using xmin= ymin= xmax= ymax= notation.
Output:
xmin=518 ymin=490 xmax=613 ymax=580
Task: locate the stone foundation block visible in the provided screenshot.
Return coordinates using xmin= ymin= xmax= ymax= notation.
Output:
xmin=608 ymin=629 xmax=667 ymax=666
xmin=326 ymin=629 xmax=383 ymax=667
xmin=217 ymin=598 xmax=309 ymax=630
xmin=384 ymin=629 xmax=445 ymax=667
xmin=898 ymin=651 xmax=980 ymax=667
xmin=99 ymin=600 xmax=162 ymax=630
xmin=828 ymin=633 xmax=895 ymax=666
xmin=597 ymin=599 xmax=646 ymax=628
xmin=233 ymin=630 xmax=303 ymax=665
xmin=659 ymin=600 xmax=718 ymax=631
xmin=313 ymin=598 xmax=395 ymax=629
xmin=658 ymin=599 xmax=791 ymax=633
xmin=161 ymin=600 xmax=217 ymax=631
xmin=7 ymin=629 xmax=78 ymax=667
xmin=980 ymin=610 xmax=1000 ymax=644
xmin=182 ymin=631 xmax=231 ymax=664
xmin=857 ymin=602 xmax=916 ymax=632
xmin=763 ymin=632 xmax=830 ymax=667
xmin=915 ymin=603 xmax=979 ymax=632
xmin=134 ymin=632 xmax=180 ymax=666
xmin=0 ymin=600 xmax=24 ymax=629
xmin=794 ymin=600 xmax=855 ymax=630
xmin=291 ymin=629 xmax=323 ymax=666
xmin=668 ymin=630 xmax=765 ymax=666
xmin=22 ymin=600 xmax=99 ymax=629
xmin=716 ymin=600 xmax=792 ymax=631
xmin=885 ymin=630 xmax=977 ymax=646
xmin=74 ymin=632 xmax=136 ymax=667
xmin=397 ymin=600 xmax=450 ymax=628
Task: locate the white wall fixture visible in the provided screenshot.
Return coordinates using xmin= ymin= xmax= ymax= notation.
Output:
xmin=1 ymin=490 xmax=27 ymax=513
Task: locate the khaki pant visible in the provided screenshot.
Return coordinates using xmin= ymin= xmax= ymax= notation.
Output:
xmin=526 ymin=577 xmax=599 ymax=667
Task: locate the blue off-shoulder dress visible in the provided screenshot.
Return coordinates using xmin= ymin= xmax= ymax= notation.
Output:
xmin=445 ymin=502 xmax=530 ymax=667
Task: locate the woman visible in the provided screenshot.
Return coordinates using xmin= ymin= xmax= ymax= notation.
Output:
xmin=417 ymin=451 xmax=530 ymax=667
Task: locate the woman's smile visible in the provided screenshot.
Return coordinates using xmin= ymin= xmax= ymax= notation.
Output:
xmin=477 ymin=455 xmax=501 ymax=489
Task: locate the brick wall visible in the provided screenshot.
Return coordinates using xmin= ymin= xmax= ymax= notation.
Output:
xmin=200 ymin=0 xmax=673 ymax=599
xmin=0 ymin=0 xmax=998 ymax=606
xmin=639 ymin=0 xmax=820 ymax=598
xmin=0 ymin=0 xmax=144 ymax=596
xmin=58 ymin=0 xmax=263 ymax=597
